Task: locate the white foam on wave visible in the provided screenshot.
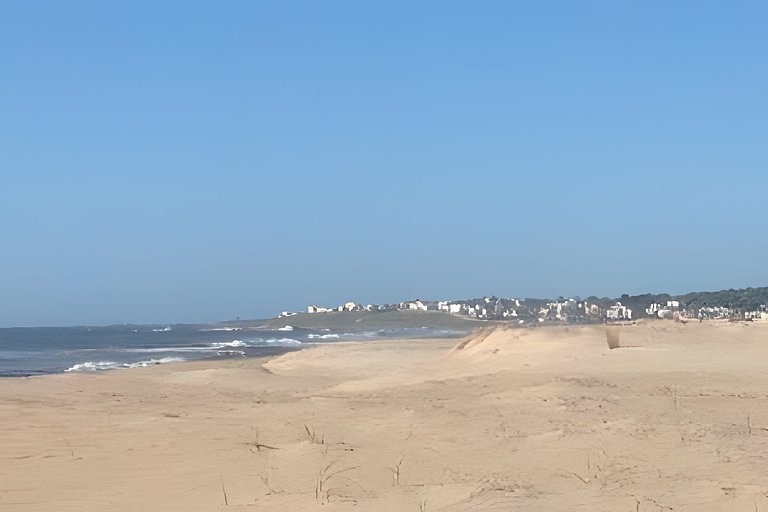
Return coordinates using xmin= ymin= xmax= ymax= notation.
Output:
xmin=124 ymin=357 xmax=186 ymax=368
xmin=151 ymin=326 xmax=173 ymax=332
xmin=307 ymin=333 xmax=340 ymax=339
xmin=65 ymin=361 xmax=120 ymax=372
xmin=65 ymin=357 xmax=186 ymax=372
xmin=201 ymin=327 xmax=242 ymax=332
xmin=265 ymin=337 xmax=302 ymax=345
xmin=277 ymin=325 xmax=294 ymax=331
xmin=348 ymin=330 xmax=381 ymax=338
xmin=123 ymin=357 xmax=186 ymax=368
xmin=211 ymin=340 xmax=248 ymax=348
xmin=124 ymin=340 xmax=250 ymax=353
xmin=216 ymin=350 xmax=246 ymax=357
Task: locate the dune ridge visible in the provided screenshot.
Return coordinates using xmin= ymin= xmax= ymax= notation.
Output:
xmin=1 ymin=321 xmax=768 ymax=510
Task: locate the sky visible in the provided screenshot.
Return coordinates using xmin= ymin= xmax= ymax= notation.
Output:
xmin=1 ymin=1 xmax=767 ymax=327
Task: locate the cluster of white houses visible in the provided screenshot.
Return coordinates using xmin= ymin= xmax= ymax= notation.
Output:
xmin=645 ymin=301 xmax=684 ymax=320
xmin=437 ymin=298 xmax=519 ymax=318
xmin=302 ymin=297 xmax=635 ymax=323
xmin=306 ymin=302 xmax=360 ymax=313
xmin=645 ymin=301 xmax=768 ymax=321
xmin=305 ymin=301 xmax=426 ymax=314
xmin=298 ymin=297 xmax=766 ymax=323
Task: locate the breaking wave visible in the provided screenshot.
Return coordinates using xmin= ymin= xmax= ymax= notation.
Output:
xmin=211 ymin=340 xmax=248 ymax=348
xmin=65 ymin=356 xmax=186 ymax=372
xmin=307 ymin=333 xmax=340 ymax=339
xmin=64 ymin=361 xmax=120 ymax=372
xmin=264 ymin=338 xmax=302 ymax=345
xmin=124 ymin=340 xmax=250 ymax=353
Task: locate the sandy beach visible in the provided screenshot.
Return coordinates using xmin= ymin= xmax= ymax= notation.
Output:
xmin=2 ymin=321 xmax=768 ymax=511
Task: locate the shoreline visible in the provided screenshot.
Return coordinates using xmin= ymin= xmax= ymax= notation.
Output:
xmin=0 ymin=343 xmax=307 ymax=379
xmin=0 ymin=316 xmax=474 ymax=378
xmin=3 ymin=322 xmax=768 ymax=511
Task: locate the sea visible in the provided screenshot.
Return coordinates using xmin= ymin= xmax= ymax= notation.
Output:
xmin=0 ymin=323 xmax=467 ymax=377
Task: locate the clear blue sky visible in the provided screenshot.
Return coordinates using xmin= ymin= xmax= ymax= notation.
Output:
xmin=1 ymin=1 xmax=766 ymax=326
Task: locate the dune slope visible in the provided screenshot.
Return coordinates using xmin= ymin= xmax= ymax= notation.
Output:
xmin=1 ymin=322 xmax=768 ymax=511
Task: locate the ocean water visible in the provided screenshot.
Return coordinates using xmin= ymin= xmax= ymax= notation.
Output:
xmin=0 ymin=324 xmax=467 ymax=377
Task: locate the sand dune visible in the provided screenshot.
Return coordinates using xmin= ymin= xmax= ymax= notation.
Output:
xmin=2 ymin=321 xmax=768 ymax=510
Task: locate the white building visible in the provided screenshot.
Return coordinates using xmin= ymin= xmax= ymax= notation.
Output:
xmin=606 ymin=302 xmax=632 ymax=320
xmin=307 ymin=305 xmax=333 ymax=314
xmin=646 ymin=303 xmax=662 ymax=316
xmin=438 ymin=302 xmax=463 ymax=314
xmin=402 ymin=300 xmax=427 ymax=312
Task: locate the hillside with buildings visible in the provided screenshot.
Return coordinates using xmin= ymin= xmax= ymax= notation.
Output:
xmin=275 ymin=286 xmax=768 ymax=326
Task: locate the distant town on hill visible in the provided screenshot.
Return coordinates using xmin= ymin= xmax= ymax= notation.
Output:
xmin=283 ymin=286 xmax=768 ymax=324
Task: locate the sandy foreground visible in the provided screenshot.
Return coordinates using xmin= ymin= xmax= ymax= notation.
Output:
xmin=2 ymin=322 xmax=768 ymax=511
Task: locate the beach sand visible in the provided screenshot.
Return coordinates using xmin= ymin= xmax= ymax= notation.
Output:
xmin=2 ymin=321 xmax=768 ymax=511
